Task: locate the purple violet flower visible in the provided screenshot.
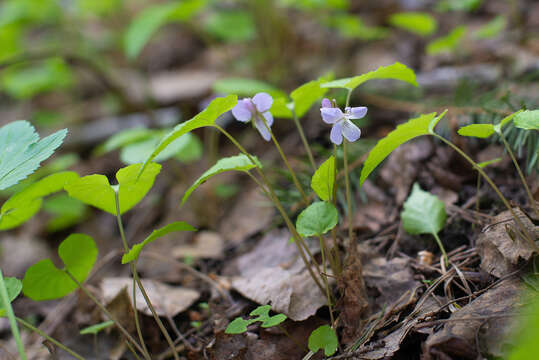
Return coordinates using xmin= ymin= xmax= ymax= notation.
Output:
xmin=231 ymin=92 xmax=274 ymax=141
xmin=320 ymin=98 xmax=366 ymax=145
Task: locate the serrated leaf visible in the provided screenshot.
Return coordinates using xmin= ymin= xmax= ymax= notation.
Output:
xmin=311 ymin=156 xmax=335 ymax=201
xmin=514 ymin=110 xmax=539 ymax=130
xmin=124 ymin=0 xmax=205 ymax=59
xmin=360 ymin=112 xmax=443 ymax=185
xmin=23 ymin=234 xmax=97 ymax=301
xmin=308 ymin=325 xmax=338 ymax=356
xmin=457 ymin=123 xmax=495 ymax=138
xmin=401 ymin=183 xmax=446 ymax=236
xmin=80 ymin=320 xmax=114 ymax=335
xmin=181 ymin=154 xmax=261 ymax=206
xmin=122 ymin=221 xmax=196 ymax=264
xmin=0 ymin=121 xmax=67 ymax=190
xmin=322 ymin=62 xmax=418 ymax=91
xmin=389 ymin=12 xmax=438 ymax=36
xmin=0 ymin=171 xmax=79 ymax=230
xmin=65 ymin=163 xmax=161 ymax=215
xmin=141 ymin=95 xmax=237 ymax=174
xmin=296 ymin=201 xmax=338 ymax=237
xmin=290 ymin=74 xmax=332 ymax=118
xmin=427 ymin=26 xmax=467 ymax=55
xmin=0 ymin=277 xmax=22 ymax=317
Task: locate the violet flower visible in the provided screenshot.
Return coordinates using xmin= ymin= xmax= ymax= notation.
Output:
xmin=320 ymin=98 xmax=366 ymax=145
xmin=231 ymin=92 xmax=274 ymax=141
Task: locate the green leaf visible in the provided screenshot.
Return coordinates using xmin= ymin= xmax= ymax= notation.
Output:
xmin=436 ymin=0 xmax=482 ymax=12
xmin=80 ymin=320 xmax=114 ymax=335
xmin=322 ymin=62 xmax=418 ymax=91
xmin=328 ymin=14 xmax=389 ymax=40
xmin=514 ymin=110 xmax=539 ymax=130
xmin=290 ymin=74 xmax=332 ymax=118
xmin=0 ymin=171 xmax=79 ymax=230
xmin=43 ymin=194 xmax=87 ymax=232
xmin=493 ymin=110 xmax=522 ymax=133
xmin=94 ymin=127 xmax=154 ymax=155
xmin=401 ymin=183 xmax=446 ymax=236
xmin=204 ymin=11 xmax=255 ymax=42
xmin=360 ymin=112 xmax=444 ymax=185
xmin=308 ymin=325 xmax=338 ymax=356
xmin=182 ymin=154 xmax=261 ymax=206
xmin=65 ymin=163 xmax=161 ymax=215
xmin=122 ymin=221 xmax=196 ymax=264
xmin=141 ymin=95 xmax=237 ymax=173
xmin=478 ymin=158 xmax=502 ymax=168
xmin=225 ymin=317 xmax=254 ymax=334
xmin=0 ymin=277 xmax=22 ymax=317
xmin=427 ymin=26 xmax=467 ymax=55
xmin=473 ymin=16 xmax=506 ymax=39
xmin=212 ymin=78 xmax=286 ymax=99
xmin=261 ymin=314 xmax=287 ymax=328
xmin=457 ymin=123 xmax=495 ymax=138
xmin=388 ymin=12 xmax=438 ymax=36
xmin=0 ymin=121 xmax=67 ymax=190
xmin=296 ymin=201 xmax=338 ymax=237
xmin=270 ymin=97 xmax=294 ymax=118
xmin=311 ymin=156 xmax=335 ymax=201
xmin=124 ymin=0 xmax=206 ymax=59
xmin=23 ymin=234 xmax=98 ymax=301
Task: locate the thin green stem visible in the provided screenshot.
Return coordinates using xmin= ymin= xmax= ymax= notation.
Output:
xmin=114 ymin=193 xmax=150 ymax=359
xmin=16 ymin=317 xmax=86 ymax=360
xmin=318 ymin=236 xmax=335 ymax=326
xmin=292 ymin=110 xmax=316 ymax=170
xmin=432 ymin=233 xmax=448 ymax=265
xmin=499 ymin=131 xmax=539 ymax=218
xmin=63 ymin=269 xmax=148 ymax=358
xmin=331 ymin=144 xmax=341 ymax=275
xmin=343 ymin=140 xmax=354 ymax=245
xmin=125 ymin=340 xmax=143 ymax=360
xmin=0 ymin=270 xmax=26 ymax=360
xmin=261 ymin=118 xmax=309 ymax=205
xmin=114 ymin=194 xmax=179 ymax=360
xmin=215 ymin=125 xmax=325 ymax=293
xmin=433 ymin=133 xmax=538 ymax=250
xmin=474 ymin=174 xmax=481 ymax=230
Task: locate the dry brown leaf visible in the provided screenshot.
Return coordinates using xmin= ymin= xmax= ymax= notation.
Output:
xmin=172 ymin=231 xmax=224 ymax=259
xmin=102 ymin=278 xmax=199 ymax=317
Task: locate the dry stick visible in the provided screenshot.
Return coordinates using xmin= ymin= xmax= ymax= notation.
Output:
xmin=114 ymin=195 xmax=180 ymax=360
xmin=433 ymin=134 xmax=538 ymax=250
xmin=16 ymin=317 xmax=86 ymax=360
xmin=63 ymin=270 xmax=147 ymax=357
xmin=215 ymin=125 xmax=325 ymax=293
xmin=292 ymin=109 xmax=316 ymax=170
xmin=499 ymin=130 xmax=539 ymax=218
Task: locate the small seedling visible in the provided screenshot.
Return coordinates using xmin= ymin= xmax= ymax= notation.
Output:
xmin=308 ymin=325 xmax=338 ymax=356
xmin=225 ymin=305 xmax=287 ymax=334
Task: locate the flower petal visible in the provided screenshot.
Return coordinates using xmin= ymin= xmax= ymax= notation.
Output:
xmin=232 ymin=99 xmax=254 ymax=122
xmin=262 ymin=111 xmax=274 ymax=127
xmin=252 ymin=92 xmax=273 ymax=113
xmin=255 ymin=117 xmax=272 ymax=141
xmin=321 ymin=107 xmax=344 ymax=124
xmin=321 ymin=98 xmax=332 ymax=108
xmin=347 ymin=106 xmax=368 ymax=119
xmin=330 ymin=122 xmax=343 ymax=145
xmin=342 ymin=120 xmax=361 ymax=142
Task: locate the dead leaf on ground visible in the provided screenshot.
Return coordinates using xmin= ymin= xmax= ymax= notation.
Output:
xmin=476 ymin=208 xmax=539 ymax=278
xmin=172 ymin=231 xmax=224 ymax=259
xmin=228 ymin=229 xmax=327 ymax=321
xmin=423 ymin=277 xmax=521 ymax=359
xmin=102 ymin=278 xmax=199 ymax=317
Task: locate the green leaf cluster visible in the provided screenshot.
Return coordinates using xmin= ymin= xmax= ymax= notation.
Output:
xmin=225 ymin=305 xmax=287 ymax=334
xmin=23 ymin=234 xmax=98 ymax=301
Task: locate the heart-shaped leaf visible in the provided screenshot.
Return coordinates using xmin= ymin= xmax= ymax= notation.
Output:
xmin=401 ymin=183 xmax=446 ymax=236
xmin=0 ymin=120 xmax=67 ymax=190
xmin=322 ymin=62 xmax=418 ymax=91
xmin=122 ymin=221 xmax=197 ymax=264
xmin=23 ymin=234 xmax=98 ymax=301
xmin=308 ymin=325 xmax=338 ymax=356
xmin=0 ymin=277 xmax=22 ymax=317
xmin=182 ymin=154 xmax=261 ymax=206
xmin=311 ymin=156 xmax=335 ymax=202
xmin=65 ymin=163 xmax=161 ymax=215
xmin=296 ymin=201 xmax=338 ymax=237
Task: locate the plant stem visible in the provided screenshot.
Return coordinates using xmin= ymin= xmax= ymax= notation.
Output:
xmin=114 ymin=194 xmax=180 ymax=360
xmin=432 ymin=233 xmax=448 ymax=265
xmin=292 ymin=110 xmax=316 ymax=170
xmin=63 ymin=270 xmax=148 ymax=358
xmin=114 ymin=194 xmax=151 ymax=360
xmin=0 ymin=270 xmax=26 ymax=360
xmin=261 ymin=118 xmax=309 ymax=205
xmin=318 ymin=236 xmax=335 ymax=326
xmin=331 ymin=144 xmax=341 ymax=275
xmin=433 ymin=133 xmax=538 ymax=250
xmin=16 ymin=317 xmax=86 ymax=360
xmin=499 ymin=131 xmax=539 ymax=218
xmin=343 ymin=139 xmax=355 ymax=245
xmin=214 ymin=125 xmax=325 ymax=293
